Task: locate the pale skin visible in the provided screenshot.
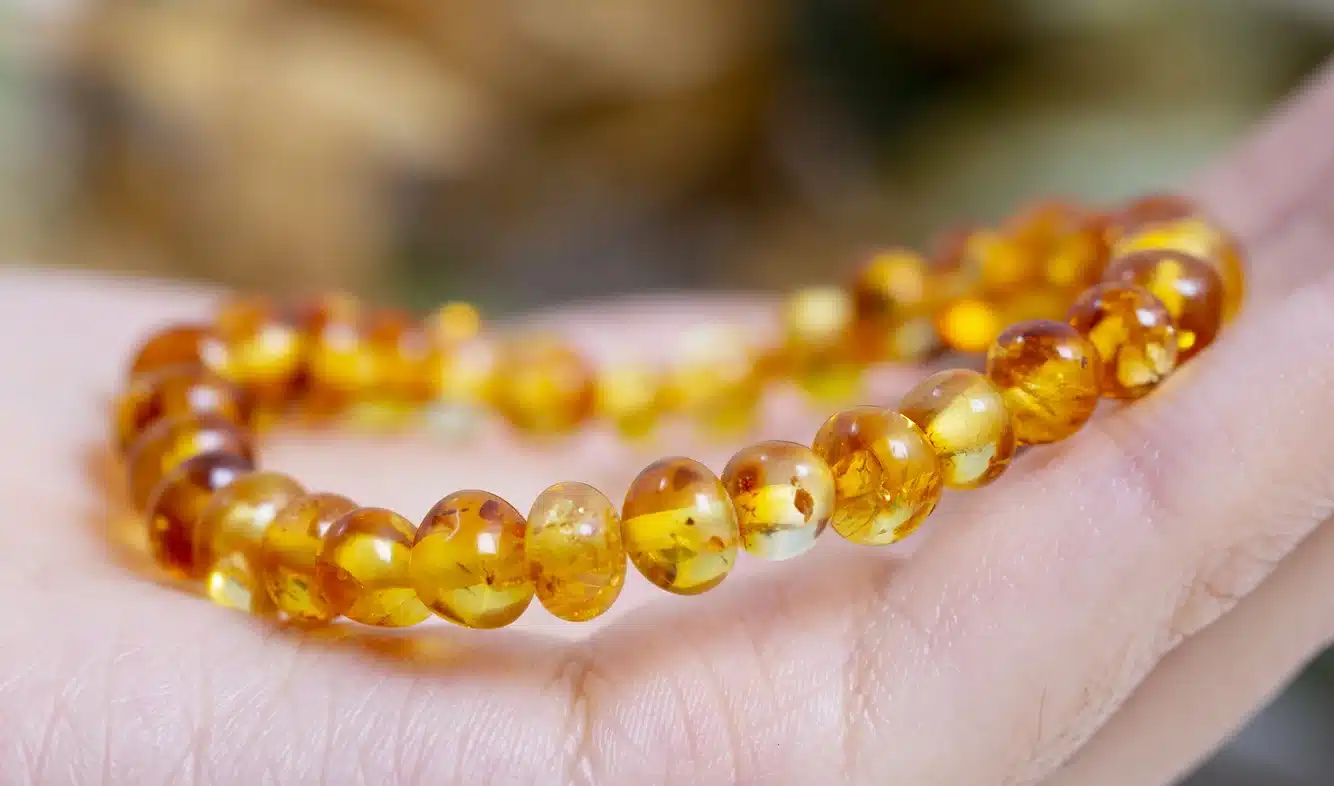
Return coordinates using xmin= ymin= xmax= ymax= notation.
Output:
xmin=5 ymin=60 xmax=1334 ymax=786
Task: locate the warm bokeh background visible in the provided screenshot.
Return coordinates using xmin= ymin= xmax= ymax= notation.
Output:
xmin=2 ymin=1 xmax=1332 ymax=782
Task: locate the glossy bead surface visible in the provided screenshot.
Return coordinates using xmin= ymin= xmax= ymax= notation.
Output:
xmin=666 ymin=327 xmax=761 ymax=435
xmin=622 ymin=457 xmax=739 ymax=594
xmin=1103 ymin=249 xmax=1224 ymax=362
xmin=261 ymin=493 xmax=358 ymax=623
xmin=126 ymin=413 xmax=256 ymax=510
xmin=811 ymin=407 xmax=942 ymax=545
xmin=901 ymin=369 xmax=1016 ymax=489
xmin=213 ymin=296 xmax=303 ymax=413
xmin=986 ymin=320 xmax=1100 ymax=445
xmin=317 ymin=507 xmax=430 ymax=627
xmin=114 ymin=366 xmax=251 ymax=453
xmin=197 ymin=471 xmax=306 ymax=613
xmin=129 ymin=324 xmax=230 ymax=379
xmin=1111 ymin=214 xmax=1245 ymax=323
xmin=145 ymin=452 xmax=254 ymax=577
xmin=411 ymin=491 xmax=535 ymax=629
xmin=493 ymin=339 xmax=596 ymax=434
xmin=596 ymin=365 xmax=663 ymax=439
xmin=526 ymin=482 xmax=626 ymax=621
xmin=1068 ymin=283 xmax=1179 ymax=399
xmin=722 ymin=440 xmax=835 ymax=560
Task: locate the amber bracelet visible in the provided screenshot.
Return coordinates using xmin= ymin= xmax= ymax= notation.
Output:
xmin=112 ymin=194 xmax=1245 ymax=629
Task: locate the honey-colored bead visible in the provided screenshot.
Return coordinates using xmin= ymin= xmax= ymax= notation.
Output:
xmin=811 ymin=407 xmax=942 ymax=545
xmin=665 ymin=327 xmax=761 ymax=436
xmin=298 ymin=294 xmax=380 ymax=418
xmin=145 ymin=452 xmax=254 ymax=577
xmin=985 ymin=320 xmax=1100 ymax=445
xmin=596 ymin=365 xmax=664 ymax=439
xmin=1068 ymin=283 xmax=1179 ymax=399
xmin=114 ymin=366 xmax=251 ymax=453
xmin=722 ymin=440 xmax=835 ymax=560
xmin=126 ymin=413 xmax=256 ymax=510
xmin=849 ymin=249 xmax=931 ymax=361
xmin=129 ymin=323 xmax=230 ymax=380
xmin=1009 ymin=201 xmax=1109 ymax=290
xmin=411 ymin=491 xmax=534 ymax=628
xmin=365 ymin=309 xmax=435 ymax=406
xmin=1107 ymin=193 xmax=1197 ymax=238
xmin=1103 ymin=249 xmax=1224 ymax=363
xmin=944 ymin=228 xmax=1038 ymax=295
xmin=622 ymin=457 xmax=739 ymax=594
xmin=783 ymin=287 xmax=861 ymax=401
xmin=213 ymin=296 xmax=304 ymax=414
xmin=260 ymin=493 xmax=358 ymax=623
xmin=197 ymin=471 xmax=306 ymax=613
xmin=493 ymin=338 xmax=596 ymax=434
xmin=426 ymin=301 xmax=482 ymax=346
xmin=935 ymin=297 xmax=1003 ymax=353
xmin=1110 ymin=209 xmax=1245 ymax=323
xmin=999 ymin=288 xmax=1074 ymax=325
xmin=526 ymin=482 xmax=626 ymax=621
xmin=901 ymin=369 xmax=1016 ymax=489
xmin=316 ymin=507 xmax=430 ymax=627
xmin=425 ymin=336 xmax=498 ymax=438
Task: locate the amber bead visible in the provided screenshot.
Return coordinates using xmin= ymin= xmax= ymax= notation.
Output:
xmin=596 ymin=365 xmax=663 ymax=439
xmin=985 ymin=320 xmax=1100 ymax=445
xmin=197 ymin=471 xmax=306 ymax=613
xmin=299 ymin=294 xmax=380 ymax=417
xmin=365 ymin=309 xmax=435 ymax=406
xmin=721 ymin=440 xmax=835 ymax=560
xmin=114 ymin=366 xmax=251 ymax=453
xmin=901 ymin=369 xmax=1016 ymax=489
xmin=936 ymin=297 xmax=1003 ymax=353
xmin=622 ymin=457 xmax=739 ymax=594
xmin=850 ymin=249 xmax=931 ymax=361
xmin=129 ymin=323 xmax=230 ymax=380
xmin=666 ymin=327 xmax=761 ymax=435
xmin=260 ymin=493 xmax=358 ymax=623
xmin=213 ymin=296 xmax=304 ymax=413
xmin=145 ymin=452 xmax=254 ymax=577
xmin=945 ymin=228 xmax=1038 ymax=295
xmin=1110 ymin=211 xmax=1245 ymax=323
xmin=316 ymin=507 xmax=430 ymax=627
xmin=526 ymin=482 xmax=626 ymax=622
xmin=1068 ymin=283 xmax=1179 ymax=399
xmin=1010 ymin=201 xmax=1109 ymax=290
xmin=425 ymin=336 xmax=498 ymax=438
xmin=999 ymin=288 xmax=1073 ymax=325
xmin=492 ymin=338 xmax=595 ymax=434
xmin=126 ymin=413 xmax=256 ymax=510
xmin=811 ymin=407 xmax=942 ymax=545
xmin=408 ymin=491 xmax=534 ymax=629
xmin=1102 ymin=249 xmax=1224 ymax=363
xmin=783 ymin=287 xmax=861 ymax=401
xmin=426 ymin=301 xmax=482 ymax=346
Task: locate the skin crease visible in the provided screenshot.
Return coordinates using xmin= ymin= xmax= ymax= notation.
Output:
xmin=4 ymin=62 xmax=1334 ymax=786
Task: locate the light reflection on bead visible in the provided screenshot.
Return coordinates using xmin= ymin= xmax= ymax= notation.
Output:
xmin=986 ymin=320 xmax=1100 ymax=445
xmin=197 ymin=471 xmax=306 ymax=613
xmin=114 ymin=366 xmax=251 ymax=453
xmin=126 ymin=413 xmax=256 ymax=510
xmin=526 ymin=482 xmax=626 ymax=621
xmin=901 ymin=369 xmax=1015 ymax=489
xmin=317 ymin=507 xmax=430 ymax=627
xmin=261 ymin=493 xmax=358 ymax=623
xmin=622 ymin=457 xmax=739 ymax=594
xmin=722 ymin=440 xmax=834 ymax=560
xmin=1068 ymin=283 xmax=1179 ymax=399
xmin=1103 ymin=249 xmax=1223 ymax=363
xmin=145 ymin=452 xmax=254 ymax=577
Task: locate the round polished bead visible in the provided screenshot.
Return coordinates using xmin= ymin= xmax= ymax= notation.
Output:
xmin=666 ymin=326 xmax=761 ymax=435
xmin=411 ymin=491 xmax=535 ymax=629
xmin=811 ymin=407 xmax=942 ymax=545
xmin=1103 ymin=249 xmax=1224 ymax=363
xmin=901 ymin=369 xmax=1016 ymax=489
xmin=114 ymin=366 xmax=251 ymax=453
xmin=783 ymin=287 xmax=861 ymax=401
xmin=197 ymin=471 xmax=306 ymax=613
xmin=596 ymin=365 xmax=663 ymax=440
xmin=1068 ymin=283 xmax=1179 ymax=399
xmin=944 ymin=228 xmax=1038 ymax=295
xmin=129 ymin=323 xmax=230 ymax=380
xmin=850 ymin=249 xmax=932 ymax=362
xmin=298 ymin=294 xmax=380 ymax=418
xmin=492 ymin=338 xmax=596 ymax=434
xmin=317 ymin=507 xmax=430 ymax=627
xmin=721 ymin=440 xmax=835 ymax=560
xmin=985 ymin=320 xmax=1100 ymax=445
xmin=126 ymin=413 xmax=256 ymax=510
xmin=526 ymin=482 xmax=626 ymax=621
xmin=622 ymin=457 xmax=739 ymax=594
xmin=213 ymin=296 xmax=304 ymax=414
xmin=145 ymin=451 xmax=254 ymax=577
xmin=260 ymin=493 xmax=358 ymax=623
xmin=1110 ymin=212 xmax=1245 ymax=323
xmin=935 ymin=297 xmax=1004 ymax=354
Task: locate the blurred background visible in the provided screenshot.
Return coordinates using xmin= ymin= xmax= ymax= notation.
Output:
xmin=2 ymin=0 xmax=1333 ymax=782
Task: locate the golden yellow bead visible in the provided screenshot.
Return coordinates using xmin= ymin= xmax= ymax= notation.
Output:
xmin=1111 ymin=214 xmax=1245 ymax=323
xmin=782 ymin=287 xmax=861 ymax=401
xmin=213 ymin=296 xmax=304 ymax=414
xmin=596 ymin=365 xmax=663 ymax=439
xmin=114 ymin=366 xmax=252 ymax=454
xmin=1103 ymin=249 xmax=1224 ymax=363
xmin=128 ymin=323 xmax=231 ymax=380
xmin=849 ymin=249 xmax=931 ymax=361
xmin=197 ymin=471 xmax=306 ymax=613
xmin=126 ymin=413 xmax=256 ymax=510
xmin=1068 ymin=282 xmax=1179 ymax=399
xmin=426 ymin=301 xmax=482 ymax=346
xmin=145 ymin=452 xmax=254 ymax=577
xmin=947 ymin=228 xmax=1038 ymax=295
xmin=298 ymin=294 xmax=380 ymax=418
xmin=364 ymin=309 xmax=435 ymax=408
xmin=622 ymin=457 xmax=739 ymax=594
xmin=721 ymin=440 xmax=835 ymax=560
xmin=493 ymin=338 xmax=596 ymax=434
xmin=901 ymin=369 xmax=1016 ymax=489
xmin=666 ymin=326 xmax=761 ymax=436
xmin=425 ymin=336 xmax=498 ymax=438
xmin=985 ymin=320 xmax=1100 ymax=445
xmin=999 ymin=288 xmax=1074 ymax=325
xmin=526 ymin=482 xmax=627 ymax=621
xmin=410 ymin=491 xmax=534 ymax=629
xmin=1009 ymin=201 xmax=1109 ymax=290
xmin=935 ymin=297 xmax=1003 ymax=353
xmin=261 ymin=493 xmax=358 ymax=623
xmin=316 ymin=507 xmax=431 ymax=627
xmin=811 ymin=407 xmax=942 ymax=545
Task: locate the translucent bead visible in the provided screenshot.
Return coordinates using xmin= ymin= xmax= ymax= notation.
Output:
xmin=411 ymin=491 xmax=534 ymax=629
xmin=298 ymin=294 xmax=380 ymax=418
xmin=943 ymin=228 xmax=1037 ymax=295
xmin=596 ymin=365 xmax=663 ymax=440
xmin=782 ymin=287 xmax=861 ymax=401
xmin=114 ymin=366 xmax=251 ymax=453
xmin=999 ymin=288 xmax=1073 ymax=325
xmin=129 ymin=323 xmax=230 ymax=380
xmin=811 ymin=407 xmax=942 ymax=545
xmin=666 ymin=326 xmax=761 ymax=436
xmin=901 ymin=369 xmax=1016 ymax=489
xmin=492 ymin=338 xmax=596 ymax=434
xmin=260 ymin=493 xmax=358 ymax=623
xmin=145 ymin=452 xmax=254 ymax=577
xmin=849 ymin=249 xmax=931 ymax=361
xmin=213 ymin=296 xmax=303 ymax=415
xmin=365 ymin=309 xmax=435 ymax=407
xmin=622 ymin=457 xmax=739 ymax=594
xmin=721 ymin=440 xmax=835 ymax=560
xmin=985 ymin=320 xmax=1100 ymax=445
xmin=1009 ymin=201 xmax=1109 ymax=290
xmin=317 ymin=507 xmax=430 ymax=627
xmin=1110 ymin=209 xmax=1245 ymax=323
xmin=526 ymin=482 xmax=626 ymax=621
xmin=1068 ymin=283 xmax=1179 ymax=399
xmin=1103 ymin=249 xmax=1224 ymax=363
xmin=197 ymin=471 xmax=306 ymax=613
xmin=935 ymin=297 xmax=1003 ymax=353
xmin=126 ymin=413 xmax=256 ymax=510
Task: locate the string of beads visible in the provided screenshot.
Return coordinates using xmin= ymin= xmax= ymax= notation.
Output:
xmin=113 ymin=193 xmax=1244 ymax=628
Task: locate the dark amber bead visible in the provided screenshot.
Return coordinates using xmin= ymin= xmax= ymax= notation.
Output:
xmin=1103 ymin=249 xmax=1224 ymax=362
xmin=986 ymin=320 xmax=1100 ymax=445
xmin=145 ymin=452 xmax=254 ymax=577
xmin=129 ymin=324 xmax=230 ymax=380
xmin=114 ymin=366 xmax=251 ymax=453
xmin=126 ymin=414 xmax=255 ymax=510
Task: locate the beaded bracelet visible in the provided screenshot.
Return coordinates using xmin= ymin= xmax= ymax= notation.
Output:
xmin=112 ymin=194 xmax=1245 ymax=629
